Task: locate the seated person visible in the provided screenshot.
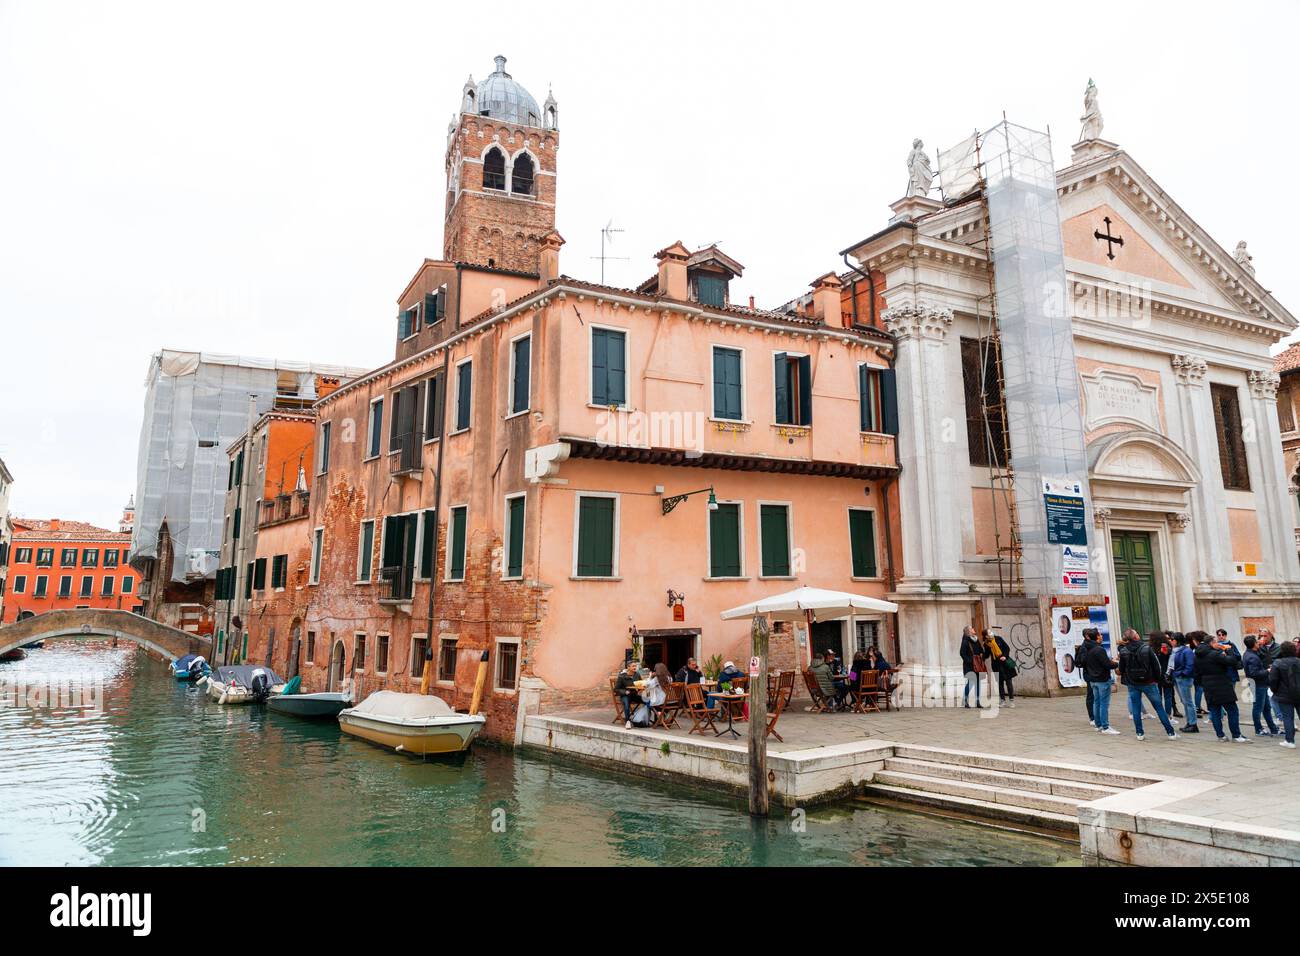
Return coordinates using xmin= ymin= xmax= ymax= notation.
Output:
xmin=825 ymin=649 xmax=851 ymax=706
xmin=808 ymin=654 xmax=839 ymax=707
xmin=614 ymin=659 xmax=643 ymax=728
xmin=675 ymin=657 xmax=703 ymax=684
xmin=709 ymin=660 xmax=746 ymax=709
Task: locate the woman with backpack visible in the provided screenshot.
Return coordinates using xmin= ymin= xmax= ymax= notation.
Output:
xmin=1117 ymin=631 xmax=1179 ymax=739
xmin=1267 ymin=641 xmax=1300 ymax=749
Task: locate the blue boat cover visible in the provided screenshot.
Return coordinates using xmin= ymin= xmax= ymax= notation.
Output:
xmin=173 ymin=654 xmax=201 ymax=671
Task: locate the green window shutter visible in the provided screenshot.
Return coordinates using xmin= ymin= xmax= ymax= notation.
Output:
xmin=235 ymin=450 xmax=244 ymax=485
xmin=359 ymin=522 xmax=374 ymax=581
xmin=424 ymin=291 xmax=440 ymax=323
xmin=232 ymin=507 xmax=241 ymax=540
xmin=456 ymin=363 xmax=472 ymax=431
xmin=245 ymin=562 xmax=254 ymax=599
xmin=773 ymin=353 xmax=790 ymax=424
xmin=382 ymin=515 xmax=401 ymax=574
xmin=425 ymin=373 xmax=444 ymax=441
xmin=254 ymin=557 xmax=267 ymax=591
xmin=512 ymin=336 xmax=531 ymax=414
xmin=797 ymin=355 xmax=813 ymax=426
xmin=713 ymin=348 xmax=742 ymax=420
xmin=419 ymin=510 xmax=436 ymax=578
xmin=592 ymin=329 xmax=625 ymax=406
xmin=506 ymin=496 xmax=526 ymax=577
xmin=849 ymin=509 xmax=877 ymax=578
xmin=760 ymin=504 xmax=790 ymax=576
xmin=369 ymin=399 xmax=384 ymax=456
xmin=859 ymin=364 xmax=870 ymax=432
xmin=879 ymin=367 xmax=899 ymax=436
xmin=400 ymin=513 xmax=418 ymax=599
xmin=575 ymin=496 xmax=615 ymax=577
xmin=709 ymin=503 xmax=741 ymax=577
xmin=449 ymin=507 xmax=467 ymax=579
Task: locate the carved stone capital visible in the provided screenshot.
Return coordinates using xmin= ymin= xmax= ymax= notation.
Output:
xmin=1248 ymin=369 xmax=1281 ymax=401
xmin=1169 ymin=511 xmax=1192 ymax=533
xmin=882 ymin=305 xmax=954 ymax=342
xmin=1171 ymin=353 xmax=1207 ymax=385
xmin=1093 ymin=507 xmax=1112 ymax=528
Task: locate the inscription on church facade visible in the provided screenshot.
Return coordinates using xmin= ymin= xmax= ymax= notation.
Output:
xmin=1082 ymin=369 xmax=1160 ymax=432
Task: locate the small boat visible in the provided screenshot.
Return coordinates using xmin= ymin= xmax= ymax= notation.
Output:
xmin=200 ymin=664 xmax=285 ymax=705
xmin=269 ymin=689 xmax=351 ymax=720
xmin=22 ymin=640 xmax=44 ymax=650
xmin=171 ymin=653 xmax=211 ymax=681
xmin=0 ymin=648 xmax=26 ymax=662
xmin=338 ymin=690 xmax=485 ymax=755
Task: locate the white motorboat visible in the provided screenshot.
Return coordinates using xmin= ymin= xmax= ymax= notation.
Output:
xmin=337 ymin=690 xmax=485 ymax=755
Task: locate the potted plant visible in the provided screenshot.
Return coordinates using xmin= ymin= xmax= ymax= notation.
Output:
xmin=704 ymin=654 xmax=723 ymax=681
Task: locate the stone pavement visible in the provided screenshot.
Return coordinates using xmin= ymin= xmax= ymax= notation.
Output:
xmin=559 ymin=694 xmax=1300 ymax=832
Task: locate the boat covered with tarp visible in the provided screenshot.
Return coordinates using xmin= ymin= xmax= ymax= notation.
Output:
xmin=337 ymin=690 xmax=485 ymax=755
xmin=200 ymin=664 xmax=285 ymax=704
xmin=268 ymin=676 xmax=350 ymax=719
xmin=171 ymin=653 xmax=211 ymax=681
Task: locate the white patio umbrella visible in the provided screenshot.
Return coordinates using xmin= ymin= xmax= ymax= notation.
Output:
xmin=721 ymin=586 xmax=899 ymax=668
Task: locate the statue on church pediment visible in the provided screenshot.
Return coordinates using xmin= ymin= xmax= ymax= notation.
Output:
xmin=906 ymin=138 xmax=933 ymax=197
xmin=1079 ymin=78 xmax=1103 ymax=142
xmin=1234 ymin=240 xmax=1255 ymax=275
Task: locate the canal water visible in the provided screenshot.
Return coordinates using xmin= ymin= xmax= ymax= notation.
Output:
xmin=0 ymin=642 xmax=1079 ymax=866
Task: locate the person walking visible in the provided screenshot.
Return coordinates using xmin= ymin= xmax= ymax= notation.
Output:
xmin=1193 ymin=630 xmax=1248 ymax=742
xmin=1118 ymin=632 xmax=1179 ymax=740
xmin=1242 ymin=636 xmax=1279 ymax=737
xmin=1267 ymin=641 xmax=1300 ymax=749
xmin=1076 ymin=628 xmax=1096 ymax=725
xmin=960 ymin=626 xmax=989 ymax=709
xmin=1080 ymin=629 xmax=1120 ymax=734
xmin=1171 ymin=631 xmax=1199 ymax=733
xmin=985 ymin=629 xmax=1016 ymax=707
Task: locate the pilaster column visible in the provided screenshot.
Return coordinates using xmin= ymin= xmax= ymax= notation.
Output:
xmin=1246 ymin=370 xmax=1300 ymax=582
xmin=883 ymin=304 xmax=963 ymax=587
xmin=1169 ymin=511 xmax=1197 ymax=631
xmin=1171 ymin=354 xmax=1229 ymax=582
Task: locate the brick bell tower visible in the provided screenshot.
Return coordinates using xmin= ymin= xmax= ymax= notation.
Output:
xmin=443 ymin=55 xmax=559 ymax=275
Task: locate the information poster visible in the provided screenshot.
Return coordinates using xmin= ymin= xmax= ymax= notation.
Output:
xmin=1061 ymin=544 xmax=1089 ymax=593
xmin=1043 ymin=478 xmax=1087 ymax=546
xmin=1050 ymin=599 xmax=1110 ymax=688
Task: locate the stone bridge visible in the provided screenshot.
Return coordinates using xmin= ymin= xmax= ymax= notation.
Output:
xmin=0 ymin=608 xmax=208 ymax=663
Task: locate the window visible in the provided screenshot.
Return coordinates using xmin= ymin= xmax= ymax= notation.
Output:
xmin=244 ymin=562 xmax=254 ymax=599
xmin=122 ymin=576 xmax=133 ymax=595
xmin=389 ymin=382 xmax=425 ymax=471
xmin=848 ymin=508 xmax=878 ymax=578
xmin=511 ymin=153 xmax=534 ymax=195
xmin=454 ymin=359 xmax=473 ymax=432
xmin=60 ymin=548 xmax=77 ymax=567
xmin=232 ymin=507 xmax=242 ymax=541
xmin=376 ymin=634 xmax=389 ymax=674
xmin=961 ymin=337 xmax=1007 ymax=468
xmin=234 ymin=449 xmax=244 ymax=486
xmin=12 ymin=575 xmax=25 ymax=594
xmin=446 ymin=506 xmax=468 ymax=581
xmin=15 ymin=548 xmax=31 ymax=564
xmin=253 ymin=557 xmax=267 ymax=592
xmin=591 ymin=328 xmax=627 ymax=407
xmin=58 ymin=575 xmax=72 ymax=598
xmin=357 ymin=520 xmax=375 ymax=582
xmin=418 ymin=510 xmax=436 ymax=579
xmin=708 ymin=502 xmax=743 ymax=577
xmin=82 ymin=549 xmax=99 ymax=568
xmin=759 ymin=504 xmax=791 ymax=577
xmin=438 ymin=637 xmax=458 ymax=682
xmin=79 ymin=575 xmax=92 ymax=597
xmin=104 ymin=549 xmax=119 ymax=569
xmin=271 ymin=554 xmax=287 ymax=589
xmin=854 ymin=620 xmax=881 ymax=655
xmin=366 ymin=398 xmax=384 ymax=458
xmin=102 ymin=576 xmax=115 ymax=597
xmin=504 ymin=495 xmax=526 ymax=579
xmin=712 ymin=346 xmax=744 ymax=421
xmin=510 ymin=334 xmax=531 ymax=415
xmin=34 ymin=575 xmax=48 ymax=598
xmin=381 ymin=512 xmax=419 ymax=600
xmin=483 ymin=147 xmax=506 ymax=190
xmin=424 ymin=286 xmax=447 ymax=326
xmin=495 ymin=638 xmax=520 ymax=691
xmin=410 ymin=635 xmax=429 ymax=677
xmin=858 ymin=364 xmax=899 ymax=434
xmin=695 ymin=274 xmax=727 ymax=307
xmin=215 ymin=567 xmax=233 ymax=601
xmin=310 ymin=528 xmax=323 ymax=584
xmin=1212 ymin=383 xmax=1251 ymax=491
xmin=424 ymin=371 xmax=445 ymax=442
xmin=774 ymin=353 xmax=812 ymax=426
xmin=574 ymin=494 xmax=617 ymax=577
xmin=36 ymin=548 xmax=53 ymax=567
xmin=354 ymin=634 xmax=367 ymax=673
xmin=397 ymin=305 xmax=419 ymax=340
xmin=318 ymin=421 xmax=332 ymax=475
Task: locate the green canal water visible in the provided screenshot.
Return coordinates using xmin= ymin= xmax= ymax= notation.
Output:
xmin=0 ymin=642 xmax=1079 ymax=866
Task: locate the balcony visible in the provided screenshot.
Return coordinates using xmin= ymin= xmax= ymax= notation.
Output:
xmin=261 ymin=491 xmax=311 ymax=527
xmin=388 ymin=433 xmax=424 ymax=480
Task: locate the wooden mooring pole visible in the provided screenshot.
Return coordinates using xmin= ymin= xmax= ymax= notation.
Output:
xmin=747 ymin=612 xmax=770 ymax=817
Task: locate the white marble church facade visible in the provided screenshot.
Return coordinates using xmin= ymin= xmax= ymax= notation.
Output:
xmin=844 ymin=93 xmax=1300 ymax=689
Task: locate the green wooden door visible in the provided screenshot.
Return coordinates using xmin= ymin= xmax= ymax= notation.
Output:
xmin=1111 ymin=531 xmax=1161 ymax=636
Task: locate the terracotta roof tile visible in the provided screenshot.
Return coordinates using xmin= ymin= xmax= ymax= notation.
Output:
xmin=1274 ymin=342 xmax=1300 ymax=376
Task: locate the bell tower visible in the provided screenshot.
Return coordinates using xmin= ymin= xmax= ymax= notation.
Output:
xmin=443 ymin=56 xmax=559 ymax=275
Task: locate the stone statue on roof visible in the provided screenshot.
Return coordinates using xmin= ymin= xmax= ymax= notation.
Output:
xmin=1079 ymin=78 xmax=1103 ymax=142
xmin=906 ymin=138 xmax=933 ymax=197
xmin=1235 ymin=240 xmax=1255 ymax=275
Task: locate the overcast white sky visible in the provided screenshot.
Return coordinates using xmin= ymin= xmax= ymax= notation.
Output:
xmin=1 ymin=0 xmax=1297 ymax=530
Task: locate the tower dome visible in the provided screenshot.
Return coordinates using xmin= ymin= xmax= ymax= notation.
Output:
xmin=470 ymin=55 xmax=542 ymax=127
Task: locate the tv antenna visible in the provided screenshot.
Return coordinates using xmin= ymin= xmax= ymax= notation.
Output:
xmin=590 ymin=219 xmax=629 ymax=284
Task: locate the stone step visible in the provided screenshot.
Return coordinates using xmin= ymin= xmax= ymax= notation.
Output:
xmin=860 ymin=783 xmax=1080 ymax=834
xmin=882 ymin=757 xmax=1124 ymax=802
xmin=890 ymin=743 xmax=1159 ymax=789
xmin=871 ymin=770 xmax=1085 ymax=816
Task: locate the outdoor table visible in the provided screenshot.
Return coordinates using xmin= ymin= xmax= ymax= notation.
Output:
xmin=713 ymin=692 xmax=748 ymax=738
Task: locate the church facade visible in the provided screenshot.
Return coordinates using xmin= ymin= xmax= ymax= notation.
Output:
xmin=843 ymin=89 xmax=1300 ymax=690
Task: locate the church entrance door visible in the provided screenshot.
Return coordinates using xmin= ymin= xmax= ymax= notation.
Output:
xmin=1112 ymin=530 xmax=1161 ymax=636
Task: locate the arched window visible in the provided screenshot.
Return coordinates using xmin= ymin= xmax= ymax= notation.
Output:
xmin=511 ymin=153 xmax=534 ymax=196
xmin=483 ymin=147 xmax=506 ymax=190
xmin=545 ymin=105 xmax=557 ymax=130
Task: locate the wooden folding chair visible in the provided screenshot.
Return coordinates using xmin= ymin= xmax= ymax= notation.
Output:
xmin=653 ymin=681 xmax=685 ymax=729
xmin=684 ymin=683 xmax=720 ymax=735
xmin=802 ymin=669 xmax=832 ymax=713
xmin=609 ymin=676 xmax=625 ymax=724
xmin=851 ymin=670 xmax=881 ymax=714
xmin=778 ymin=670 xmax=795 ymax=710
xmin=765 ymin=680 xmax=787 ymax=743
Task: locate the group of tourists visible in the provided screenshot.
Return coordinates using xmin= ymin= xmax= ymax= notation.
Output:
xmin=612 ymin=656 xmax=749 ymax=728
xmin=1071 ymin=626 xmax=1300 ymax=746
xmin=958 ymin=626 xmax=1019 ymax=708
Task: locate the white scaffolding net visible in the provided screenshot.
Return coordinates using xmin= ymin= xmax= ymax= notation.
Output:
xmin=980 ymin=121 xmax=1093 ymax=595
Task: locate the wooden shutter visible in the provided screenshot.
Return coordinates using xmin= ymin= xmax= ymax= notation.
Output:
xmin=507 ymin=496 xmax=526 ymax=577
xmin=760 ymin=504 xmax=790 ymax=576
xmin=419 ymin=510 xmax=436 ymax=578
xmin=576 ymin=496 xmax=615 ymax=576
xmin=849 ymin=509 xmax=878 ymax=578
xmin=399 ymin=513 xmax=418 ymax=599
xmin=592 ymin=330 xmax=609 ymax=405
xmin=709 ymin=503 xmax=741 ymax=577
xmin=254 ymin=557 xmax=267 ymax=590
xmin=425 ymin=373 xmax=444 ymax=441
xmin=773 ymin=353 xmax=789 ymax=424
xmin=880 ymin=367 xmax=898 ymax=436
xmin=456 ymin=363 xmax=472 ymax=431
xmin=381 ymin=515 xmax=401 ymax=578
xmin=858 ymin=364 xmax=870 ymax=432
xmin=512 ymin=336 xmax=531 ymax=414
xmin=449 ymin=507 xmax=467 ymax=579
xmin=714 ymin=348 xmax=741 ymax=420
xmin=797 ymin=355 xmax=813 ymax=425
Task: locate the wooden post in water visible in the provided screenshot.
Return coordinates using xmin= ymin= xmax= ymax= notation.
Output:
xmin=747 ymin=612 xmax=770 ymax=817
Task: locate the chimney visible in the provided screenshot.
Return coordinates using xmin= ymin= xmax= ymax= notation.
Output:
xmin=539 ymin=229 xmax=565 ymax=284
xmin=809 ymin=271 xmax=845 ymax=326
xmin=654 ymin=241 xmax=690 ymax=300
xmin=49 ymin=518 xmax=60 ymax=532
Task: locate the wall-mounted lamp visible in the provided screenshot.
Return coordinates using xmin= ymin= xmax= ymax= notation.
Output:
xmin=661 ymin=485 xmax=718 ymax=515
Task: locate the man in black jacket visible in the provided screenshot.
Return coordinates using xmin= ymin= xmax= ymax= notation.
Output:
xmin=1076 ymin=628 xmax=1097 ymax=724
xmin=1080 ymin=630 xmax=1119 ymax=733
xmin=614 ymin=659 xmax=643 ymax=728
xmin=1118 ymin=632 xmax=1179 ymax=740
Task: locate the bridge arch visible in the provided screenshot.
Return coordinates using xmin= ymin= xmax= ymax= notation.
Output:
xmin=0 ymin=608 xmax=207 ymax=663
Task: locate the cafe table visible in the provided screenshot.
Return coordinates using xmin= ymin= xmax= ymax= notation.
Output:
xmin=713 ymin=692 xmax=748 ymax=738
